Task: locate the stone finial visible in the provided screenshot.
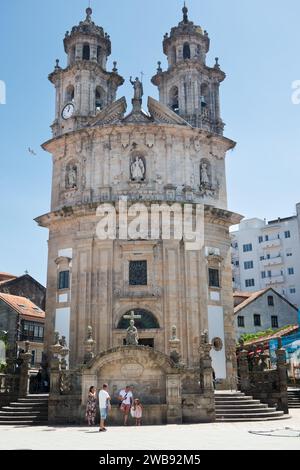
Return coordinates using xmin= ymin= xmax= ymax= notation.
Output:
xmin=85 ymin=7 xmax=93 ymax=22
xmin=55 ymin=59 xmax=61 ymax=70
xmin=182 ymin=2 xmax=189 ymax=23
xmin=171 ymin=325 xmax=178 ymax=341
xmin=157 ymin=61 xmax=162 ymax=73
xmin=24 ymin=341 xmax=30 ymax=353
xmin=84 ymin=326 xmax=96 ymax=364
xmin=214 ymin=57 xmax=220 ymax=69
xmin=113 ymin=61 xmax=118 ymax=73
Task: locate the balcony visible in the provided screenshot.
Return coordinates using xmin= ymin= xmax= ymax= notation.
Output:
xmin=261 ymin=256 xmax=283 ymax=267
xmin=265 ymin=275 xmax=285 ymax=286
xmin=261 ymin=239 xmax=281 ymax=249
xmin=19 ymin=335 xmax=44 ymax=344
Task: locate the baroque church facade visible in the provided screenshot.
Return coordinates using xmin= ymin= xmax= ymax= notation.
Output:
xmin=36 ymin=6 xmax=242 ymax=424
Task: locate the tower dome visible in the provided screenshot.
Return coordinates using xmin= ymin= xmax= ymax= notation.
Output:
xmin=64 ymin=8 xmax=111 ymax=68
xmin=152 ymin=3 xmax=225 ymax=133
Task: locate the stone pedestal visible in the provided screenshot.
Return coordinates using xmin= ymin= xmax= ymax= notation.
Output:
xmin=166 ymin=374 xmax=182 ymax=424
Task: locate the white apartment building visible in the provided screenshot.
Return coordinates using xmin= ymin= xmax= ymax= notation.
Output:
xmin=231 ymin=203 xmax=300 ymax=308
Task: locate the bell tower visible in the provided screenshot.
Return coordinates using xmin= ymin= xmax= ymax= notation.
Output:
xmin=152 ymin=4 xmax=225 ymax=134
xmin=49 ymin=8 xmax=124 ymax=137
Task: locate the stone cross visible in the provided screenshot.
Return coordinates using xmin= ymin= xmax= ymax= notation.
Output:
xmin=123 ymin=310 xmax=141 ymax=323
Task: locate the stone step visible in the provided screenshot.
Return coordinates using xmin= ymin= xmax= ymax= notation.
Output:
xmin=216 ymin=403 xmax=269 ymax=410
xmin=0 ymin=415 xmax=45 ymax=421
xmin=216 ymin=415 xmax=289 ymax=422
xmin=216 ymin=411 xmax=285 ymax=419
xmin=18 ymin=399 xmax=48 ymax=404
xmin=0 ymin=420 xmax=48 ymax=426
xmin=215 ymin=395 xmax=254 ymax=401
xmin=8 ymin=402 xmax=48 ymax=407
xmin=215 ymin=407 xmax=277 ymax=415
xmin=215 ymin=400 xmax=262 ymax=406
xmin=0 ymin=410 xmax=47 ymax=415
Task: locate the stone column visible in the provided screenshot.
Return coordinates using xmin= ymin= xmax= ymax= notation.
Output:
xmin=166 ymin=374 xmax=182 ymax=424
xmin=18 ymin=341 xmax=32 ymax=398
xmin=238 ymin=349 xmax=250 ymax=393
xmin=276 ymin=341 xmax=289 ymax=414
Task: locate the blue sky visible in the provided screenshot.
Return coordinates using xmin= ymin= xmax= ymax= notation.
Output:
xmin=0 ymin=0 xmax=300 ymax=285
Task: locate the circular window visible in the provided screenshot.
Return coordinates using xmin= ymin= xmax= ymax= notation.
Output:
xmin=212 ymin=337 xmax=223 ymax=352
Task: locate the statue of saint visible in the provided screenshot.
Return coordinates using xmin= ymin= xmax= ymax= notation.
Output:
xmin=131 ymin=156 xmax=145 ymax=181
xmin=66 ymin=165 xmax=77 ymax=189
xmin=200 ymin=162 xmax=210 ymax=187
xmin=126 ymin=319 xmax=139 ymax=346
xmin=130 ymin=76 xmax=143 ymax=100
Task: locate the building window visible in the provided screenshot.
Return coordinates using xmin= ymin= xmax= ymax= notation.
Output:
xmin=260 ymin=256 xmax=264 ymax=261
xmin=208 ymin=268 xmax=220 ymax=288
xmin=82 ymin=44 xmax=90 ymax=60
xmin=261 ymin=271 xmax=266 ymax=279
xmin=183 ymin=43 xmax=191 ymax=59
xmin=268 ymin=271 xmax=272 ymax=278
xmin=268 ymin=295 xmax=274 ymax=306
xmin=31 ymin=350 xmax=35 ymax=366
xmin=271 ymin=316 xmax=278 ymax=328
xmin=129 ymin=261 xmax=147 ymax=286
xmin=245 ymin=279 xmax=255 ymax=288
xmin=21 ymin=322 xmax=44 ymax=342
xmin=288 ymin=268 xmax=295 ymax=275
xmin=244 ymin=261 xmax=254 ymax=270
xmin=169 ymin=86 xmax=179 ymax=113
xmin=285 ymin=231 xmax=291 ymax=239
xmin=258 ymin=236 xmax=263 ymax=243
xmin=286 ymin=252 xmax=293 ymax=257
xmin=265 ymin=235 xmax=269 ymax=241
xmin=237 ymin=316 xmax=245 ymax=328
xmin=243 ymin=244 xmax=253 ymax=253
xmin=254 ymin=314 xmax=261 ymax=327
xmin=290 ymin=288 xmax=296 ymax=294
xmin=58 ymin=271 xmax=70 ymax=290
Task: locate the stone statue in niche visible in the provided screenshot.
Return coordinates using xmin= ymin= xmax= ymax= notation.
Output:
xmin=66 ymin=164 xmax=78 ymax=189
xmin=130 ymin=156 xmax=145 ymax=181
xmin=126 ymin=319 xmax=139 ymax=346
xmin=200 ymin=161 xmax=210 ymax=187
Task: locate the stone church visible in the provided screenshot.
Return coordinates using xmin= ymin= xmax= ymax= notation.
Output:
xmin=36 ymin=5 xmax=242 ymax=424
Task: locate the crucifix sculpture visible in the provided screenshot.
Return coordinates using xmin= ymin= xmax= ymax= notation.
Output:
xmin=123 ymin=310 xmax=141 ymax=346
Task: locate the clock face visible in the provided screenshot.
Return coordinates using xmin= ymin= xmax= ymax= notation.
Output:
xmin=62 ymin=103 xmax=74 ymax=120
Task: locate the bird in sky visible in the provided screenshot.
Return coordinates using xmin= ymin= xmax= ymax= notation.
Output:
xmin=28 ymin=147 xmax=37 ymax=156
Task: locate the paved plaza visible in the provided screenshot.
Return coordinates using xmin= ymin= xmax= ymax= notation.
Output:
xmin=1 ymin=410 xmax=300 ymax=450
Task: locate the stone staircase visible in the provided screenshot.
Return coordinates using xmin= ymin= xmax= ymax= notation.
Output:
xmin=215 ymin=391 xmax=287 ymax=422
xmin=288 ymin=388 xmax=300 ymax=408
xmin=0 ymin=394 xmax=49 ymax=426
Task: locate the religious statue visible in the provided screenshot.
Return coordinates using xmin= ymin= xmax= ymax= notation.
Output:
xmin=200 ymin=162 xmax=210 ymax=187
xmin=130 ymin=156 xmax=145 ymax=181
xmin=66 ymin=165 xmax=77 ymax=189
xmin=130 ymin=76 xmax=143 ymax=100
xmin=126 ymin=319 xmax=139 ymax=346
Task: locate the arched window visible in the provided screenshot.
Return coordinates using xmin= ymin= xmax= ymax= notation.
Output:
xmin=97 ymin=46 xmax=102 ymax=64
xmin=200 ymin=83 xmax=209 ymax=108
xmin=183 ymin=43 xmax=191 ymax=60
xmin=65 ymin=85 xmax=75 ymax=103
xmin=83 ymin=44 xmax=90 ymax=60
xmin=117 ymin=309 xmax=160 ymax=330
xmin=95 ymin=86 xmax=104 ymax=112
xmin=169 ymin=86 xmax=179 ymax=114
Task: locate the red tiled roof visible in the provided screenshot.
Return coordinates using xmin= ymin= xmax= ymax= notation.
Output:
xmin=0 ymin=293 xmax=45 ymax=320
xmin=0 ymin=272 xmax=17 ymax=283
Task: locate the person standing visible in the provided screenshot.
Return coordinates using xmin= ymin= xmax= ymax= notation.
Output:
xmin=85 ymin=386 xmax=97 ymax=426
xmin=131 ymin=398 xmax=143 ymax=426
xmin=118 ymin=385 xmax=133 ymax=426
xmin=98 ymin=384 xmax=111 ymax=432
